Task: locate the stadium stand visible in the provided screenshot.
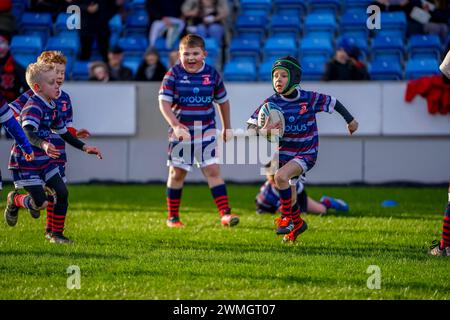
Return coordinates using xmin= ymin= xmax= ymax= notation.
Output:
xmin=7 ymin=0 xmax=448 ymax=81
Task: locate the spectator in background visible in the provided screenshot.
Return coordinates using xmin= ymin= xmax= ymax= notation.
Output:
xmin=182 ymin=0 xmax=229 ymax=47
xmin=348 ymin=46 xmax=370 ymax=80
xmin=423 ymin=0 xmax=450 ymax=43
xmin=323 ymin=39 xmax=361 ymax=81
xmin=373 ymin=0 xmax=449 ymax=39
xmin=107 ymin=45 xmax=133 ymax=81
xmin=135 ymin=47 xmax=167 ymax=81
xmin=168 ymin=50 xmax=180 ymax=67
xmin=75 ymin=0 xmax=125 ymax=62
xmin=88 ymin=61 xmax=110 ymax=82
xmin=0 ymin=33 xmax=28 ymax=102
xmin=146 ymin=0 xmax=186 ymax=50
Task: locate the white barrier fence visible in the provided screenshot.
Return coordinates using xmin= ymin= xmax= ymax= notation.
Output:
xmin=1 ymin=81 xmax=449 ymax=184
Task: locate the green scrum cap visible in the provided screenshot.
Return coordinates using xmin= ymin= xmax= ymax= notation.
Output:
xmin=271 ymin=56 xmax=302 ymax=94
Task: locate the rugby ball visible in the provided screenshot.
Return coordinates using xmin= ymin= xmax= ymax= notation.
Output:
xmin=257 ymin=102 xmax=285 ymax=142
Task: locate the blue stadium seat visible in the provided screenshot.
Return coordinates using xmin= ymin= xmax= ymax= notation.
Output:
xmin=235 ymin=14 xmax=268 ymax=39
xmin=299 ymin=36 xmax=333 ymax=60
xmin=55 ymin=13 xmax=71 ymax=34
xmin=129 ymin=0 xmax=146 ymax=11
xmin=270 ymin=13 xmax=302 ymax=38
xmin=223 ymin=60 xmax=257 ymax=81
xmin=369 ymin=59 xmax=403 ymax=80
xmin=273 ymin=0 xmax=307 ymax=17
xmin=71 ymin=61 xmax=90 ymax=80
xmin=154 ymin=37 xmax=179 ymax=54
xmin=304 ymin=13 xmax=337 ymax=35
xmin=229 ymin=37 xmax=261 ymax=60
xmin=263 ymin=36 xmax=298 ymax=60
xmin=372 ymin=34 xmax=405 ymax=62
xmin=10 ymin=35 xmax=43 ymax=56
xmin=46 ymin=36 xmax=79 ymax=59
xmin=309 ymin=0 xmax=343 ymax=14
xmin=380 ymin=12 xmax=407 ymax=34
xmin=258 ymin=59 xmax=275 ymax=81
xmin=124 ymin=10 xmax=149 ymax=37
xmin=344 ymin=0 xmax=372 ymax=11
xmin=405 ymin=58 xmax=440 ymax=80
xmin=303 ymin=30 xmax=333 ymax=40
xmin=336 ymin=34 xmax=369 ymax=59
xmin=13 ymin=53 xmax=36 ymax=69
xmin=118 ymin=36 xmax=148 ymax=57
xmin=205 ymin=38 xmax=220 ymax=60
xmin=240 ymin=0 xmax=272 ymax=16
xmin=109 ymin=14 xmax=123 ymax=35
xmin=20 ymin=12 xmax=53 ymax=43
xmin=407 ymin=34 xmax=442 ymax=60
xmin=301 ymin=56 xmax=326 ymax=80
xmin=123 ymin=57 xmax=141 ymax=77
xmin=20 ymin=12 xmax=53 ymax=32
xmin=340 ymin=10 xmax=368 ymax=35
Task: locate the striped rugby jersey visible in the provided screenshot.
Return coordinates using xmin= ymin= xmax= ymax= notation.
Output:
xmin=159 ymin=62 xmax=227 ymax=144
xmin=10 ymin=89 xmax=74 ymax=163
xmin=247 ymin=87 xmax=336 ymax=163
xmin=9 ymin=94 xmax=67 ymax=171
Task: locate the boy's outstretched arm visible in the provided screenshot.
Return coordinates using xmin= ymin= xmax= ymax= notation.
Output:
xmin=60 ymin=131 xmax=103 ymax=159
xmin=334 ymin=100 xmax=358 ymax=135
xmin=217 ymin=100 xmax=232 ymax=142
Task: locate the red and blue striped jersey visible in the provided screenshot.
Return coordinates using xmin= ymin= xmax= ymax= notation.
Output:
xmin=159 ymin=63 xmax=228 ymax=143
xmin=247 ymin=87 xmax=336 ymax=161
xmin=9 ymin=94 xmax=67 ymax=171
xmin=10 ymin=89 xmax=74 ymax=163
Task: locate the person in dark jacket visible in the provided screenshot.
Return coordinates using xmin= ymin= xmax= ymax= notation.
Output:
xmin=107 ymin=45 xmax=133 ymax=81
xmin=135 ymin=47 xmax=167 ymax=81
xmin=322 ymin=38 xmax=362 ymax=81
xmin=75 ymin=0 xmax=124 ymax=62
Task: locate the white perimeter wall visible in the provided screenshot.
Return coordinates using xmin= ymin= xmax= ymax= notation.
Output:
xmin=1 ymin=81 xmax=449 ymax=184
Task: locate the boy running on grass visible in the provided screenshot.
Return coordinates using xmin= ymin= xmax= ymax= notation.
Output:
xmin=9 ymin=51 xmax=91 ymax=239
xmin=247 ymin=56 xmax=358 ymax=243
xmin=4 ymin=62 xmax=102 ymax=244
xmin=159 ymin=34 xmax=238 ymax=228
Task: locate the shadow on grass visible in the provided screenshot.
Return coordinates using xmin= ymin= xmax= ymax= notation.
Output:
xmin=148 ymin=239 xmax=434 ymax=262
xmin=0 ymin=250 xmax=129 ymax=260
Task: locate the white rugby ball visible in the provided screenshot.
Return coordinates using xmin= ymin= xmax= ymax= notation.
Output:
xmin=257 ymin=102 xmax=285 ymax=142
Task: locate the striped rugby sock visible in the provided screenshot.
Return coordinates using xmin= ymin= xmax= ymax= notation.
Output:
xmin=291 ymin=202 xmax=303 ymax=226
xmin=51 ymin=199 xmax=68 ymax=235
xmin=13 ymin=194 xmax=32 ymax=209
xmin=441 ymin=183 xmax=450 ymax=248
xmin=46 ymin=195 xmax=55 ymax=234
xmin=210 ymin=184 xmax=230 ymax=216
xmin=167 ymin=187 xmax=182 ymax=219
xmin=278 ymin=187 xmax=292 ymax=219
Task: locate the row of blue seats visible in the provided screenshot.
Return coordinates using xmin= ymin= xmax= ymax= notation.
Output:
xmin=223 ymin=56 xmax=441 ymax=81
xmin=229 ymin=33 xmax=446 ymax=64
xmin=235 ymin=10 xmax=409 ymax=39
xmin=238 ymin=0 xmax=374 ymax=15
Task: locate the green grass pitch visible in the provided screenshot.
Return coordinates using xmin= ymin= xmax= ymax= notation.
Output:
xmin=0 ymin=184 xmax=449 ymax=300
